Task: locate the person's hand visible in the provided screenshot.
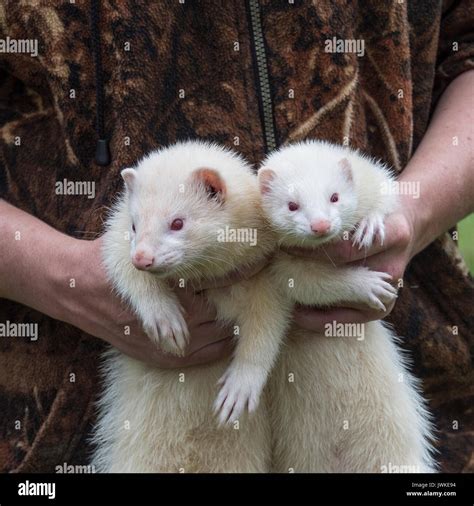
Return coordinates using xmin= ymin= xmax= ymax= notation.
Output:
xmin=286 ymin=199 xmax=416 ymax=332
xmin=0 ymin=200 xmax=270 ymax=369
xmin=54 ymin=238 xmax=268 ymax=368
xmin=291 ymin=71 xmax=474 ymax=332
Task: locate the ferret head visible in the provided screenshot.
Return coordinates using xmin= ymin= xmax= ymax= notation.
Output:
xmin=258 ymin=142 xmax=359 ymax=247
xmin=120 ymin=141 xmax=261 ymax=279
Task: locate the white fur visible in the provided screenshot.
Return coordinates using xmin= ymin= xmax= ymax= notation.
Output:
xmin=269 ymin=325 xmax=436 ymax=473
xmin=93 ymin=141 xmax=290 ymax=472
xmin=260 ymin=139 xmax=397 ymax=248
xmin=259 ymin=140 xmax=437 ymax=473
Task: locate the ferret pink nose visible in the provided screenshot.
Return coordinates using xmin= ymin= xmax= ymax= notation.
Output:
xmin=132 ymin=251 xmax=155 ymax=270
xmin=311 ymin=220 xmax=331 ymax=236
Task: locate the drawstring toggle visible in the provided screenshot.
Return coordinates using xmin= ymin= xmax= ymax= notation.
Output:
xmin=95 ymin=139 xmax=111 ymax=166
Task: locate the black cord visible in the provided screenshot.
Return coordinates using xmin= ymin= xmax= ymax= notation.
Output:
xmin=90 ymin=0 xmax=111 ymax=166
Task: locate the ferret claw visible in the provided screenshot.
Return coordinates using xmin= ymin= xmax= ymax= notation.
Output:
xmin=352 ymin=213 xmax=386 ymax=249
xmin=141 ymin=306 xmax=190 ymax=357
xmin=358 ymin=270 xmax=398 ymax=311
xmin=214 ymin=364 xmax=267 ymax=427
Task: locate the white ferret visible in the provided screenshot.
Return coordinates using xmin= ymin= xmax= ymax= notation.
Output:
xmin=258 ymin=140 xmax=436 ymax=473
xmin=92 ymin=140 xmax=291 ymax=472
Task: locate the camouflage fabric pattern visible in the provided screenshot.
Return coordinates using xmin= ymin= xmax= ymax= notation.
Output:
xmin=0 ymin=0 xmax=472 ymax=472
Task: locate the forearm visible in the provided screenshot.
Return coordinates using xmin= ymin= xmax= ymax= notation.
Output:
xmin=0 ymin=200 xmax=236 ymax=366
xmin=400 ymin=70 xmax=474 ymax=256
xmin=0 ymin=199 xmax=75 ymax=318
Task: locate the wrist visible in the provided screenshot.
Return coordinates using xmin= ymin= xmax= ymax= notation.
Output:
xmin=399 ymin=192 xmax=424 ymax=259
xmin=37 ymin=233 xmax=79 ymax=322
xmin=398 ymin=165 xmax=438 ymax=258
xmin=51 ymin=237 xmax=102 ymax=324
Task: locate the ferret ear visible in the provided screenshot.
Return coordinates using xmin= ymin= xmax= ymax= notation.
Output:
xmin=121 ymin=168 xmax=137 ymax=192
xmin=193 ymin=167 xmax=226 ymax=203
xmin=258 ymin=168 xmax=276 ymax=194
xmin=339 ymin=158 xmax=353 ymax=183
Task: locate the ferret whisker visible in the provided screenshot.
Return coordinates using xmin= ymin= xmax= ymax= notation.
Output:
xmin=320 ymin=245 xmax=337 ymax=268
xmin=73 ymin=230 xmax=102 ymax=239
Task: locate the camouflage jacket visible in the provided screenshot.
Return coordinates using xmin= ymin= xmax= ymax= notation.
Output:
xmin=0 ymin=0 xmax=472 ymax=472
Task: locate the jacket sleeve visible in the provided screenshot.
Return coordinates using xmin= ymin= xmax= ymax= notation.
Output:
xmin=433 ymin=0 xmax=474 ymax=101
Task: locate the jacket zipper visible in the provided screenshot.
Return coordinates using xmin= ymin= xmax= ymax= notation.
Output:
xmin=247 ymin=0 xmax=277 ymax=153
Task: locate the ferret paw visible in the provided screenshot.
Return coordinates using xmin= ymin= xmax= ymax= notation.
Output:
xmin=141 ymin=307 xmax=190 ymax=357
xmin=358 ymin=270 xmax=398 ymax=311
xmin=213 ymin=364 xmax=267 ymax=426
xmin=352 ymin=213 xmax=386 ymax=249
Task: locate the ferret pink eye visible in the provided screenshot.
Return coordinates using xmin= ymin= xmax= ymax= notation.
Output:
xmin=288 ymin=202 xmax=299 ymax=211
xmin=330 ymin=193 xmax=339 ymax=203
xmin=171 ymin=218 xmax=184 ymax=231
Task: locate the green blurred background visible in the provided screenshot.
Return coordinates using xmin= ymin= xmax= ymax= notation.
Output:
xmin=458 ymin=214 xmax=474 ymax=274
